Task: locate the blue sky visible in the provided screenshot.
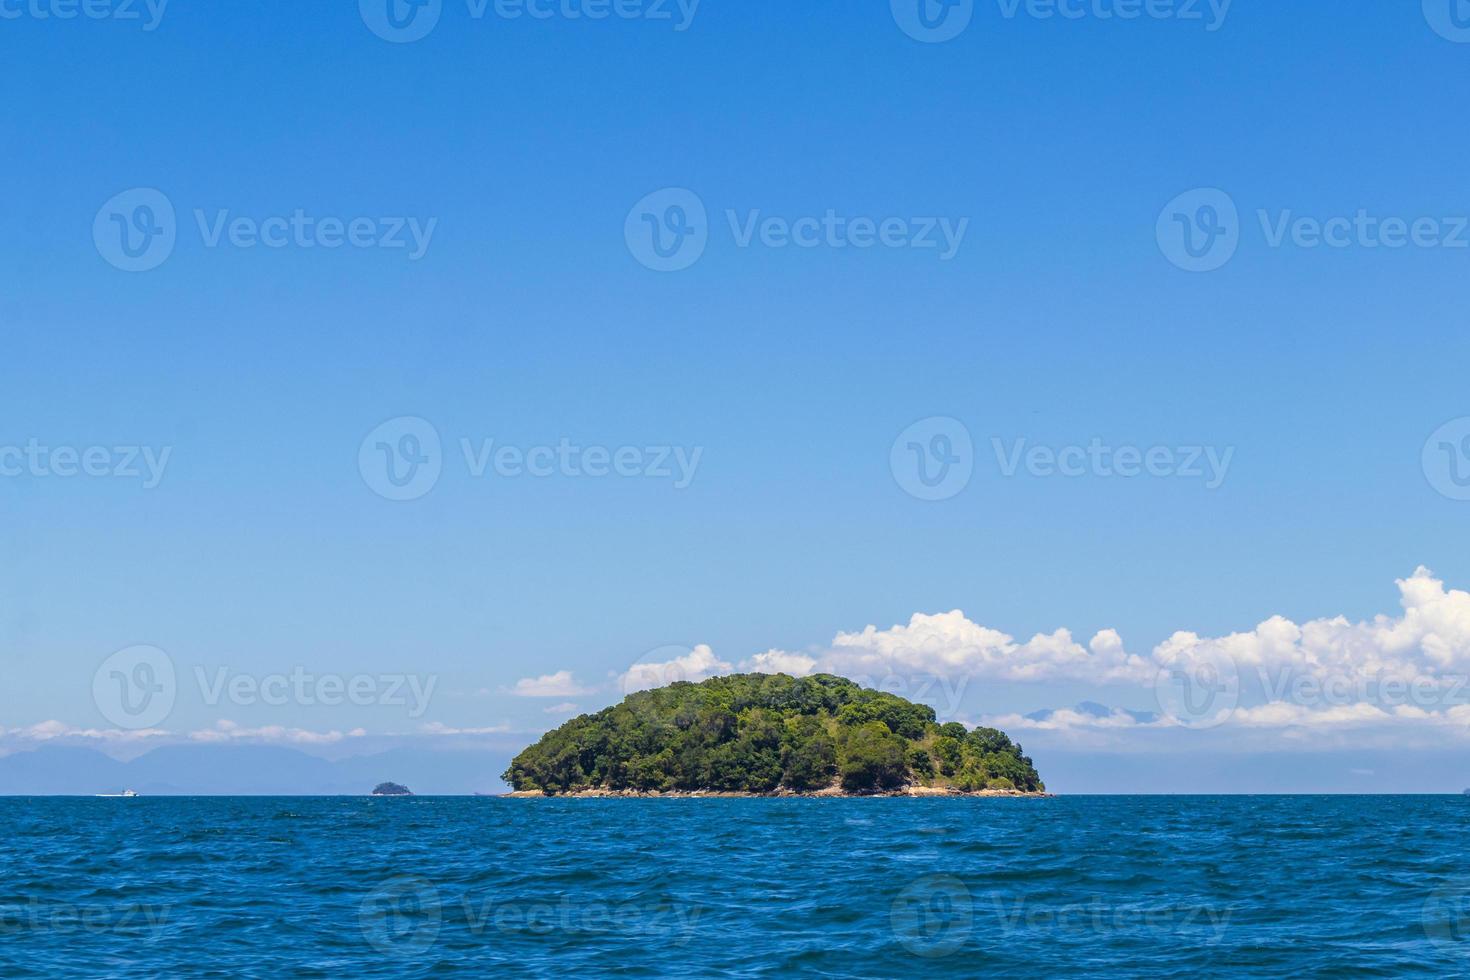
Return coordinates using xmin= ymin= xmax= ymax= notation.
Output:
xmin=4 ymin=1 xmax=1470 ymax=791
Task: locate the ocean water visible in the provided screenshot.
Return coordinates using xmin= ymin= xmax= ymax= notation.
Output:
xmin=4 ymin=795 xmax=1470 ymax=977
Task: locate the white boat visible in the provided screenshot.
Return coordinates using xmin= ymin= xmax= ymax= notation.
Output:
xmin=96 ymin=790 xmax=139 ymax=798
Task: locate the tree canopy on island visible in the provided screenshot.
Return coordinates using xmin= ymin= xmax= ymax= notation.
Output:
xmin=502 ymin=673 xmax=1044 ymax=795
xmin=371 ymin=782 xmax=412 ymax=796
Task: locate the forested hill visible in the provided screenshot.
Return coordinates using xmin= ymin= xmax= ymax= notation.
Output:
xmin=502 ymin=673 xmax=1044 ymax=795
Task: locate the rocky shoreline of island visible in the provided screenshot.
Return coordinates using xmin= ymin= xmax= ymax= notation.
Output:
xmin=503 ymin=786 xmax=1052 ymax=799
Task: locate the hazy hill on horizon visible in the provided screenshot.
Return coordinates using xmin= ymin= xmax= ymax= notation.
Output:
xmin=6 ymin=737 xmax=1469 ymax=796
xmin=0 ymin=744 xmax=514 ymax=796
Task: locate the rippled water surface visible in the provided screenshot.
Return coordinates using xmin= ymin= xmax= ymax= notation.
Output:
xmin=5 ymin=795 xmax=1470 ymax=977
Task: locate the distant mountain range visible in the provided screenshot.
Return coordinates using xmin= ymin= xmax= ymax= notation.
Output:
xmin=0 ymin=744 xmax=514 ymax=796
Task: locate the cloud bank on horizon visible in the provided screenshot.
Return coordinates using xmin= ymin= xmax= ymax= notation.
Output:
xmin=0 ymin=719 xmax=517 ymax=749
xmin=14 ymin=568 xmax=1470 ymax=757
xmin=551 ymin=566 xmax=1470 ymax=747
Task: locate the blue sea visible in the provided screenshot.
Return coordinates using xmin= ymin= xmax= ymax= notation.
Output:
xmin=4 ymin=795 xmax=1470 ymax=977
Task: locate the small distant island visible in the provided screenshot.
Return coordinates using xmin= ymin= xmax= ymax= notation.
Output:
xmin=503 ymin=673 xmax=1046 ymax=797
xmin=370 ymin=782 xmax=413 ymax=796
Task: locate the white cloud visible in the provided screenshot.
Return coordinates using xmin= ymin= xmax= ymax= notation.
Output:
xmin=618 ymin=617 xmax=1149 ymax=693
xmin=784 ymin=568 xmax=1470 ymax=698
xmin=14 ymin=567 xmax=1470 ymax=760
xmin=595 ymin=569 xmax=1470 ymax=703
xmin=741 ymin=649 xmax=817 ymax=676
xmin=511 ymin=670 xmax=594 ymax=698
xmin=619 ymin=644 xmax=732 ymax=694
xmin=985 ymin=697 xmax=1470 ymax=747
xmin=0 ymin=719 xmax=524 ymax=753
xmin=785 ymin=612 xmax=1152 ymax=684
xmin=127 ymin=568 xmax=1451 ymax=756
xmin=187 ymin=721 xmax=366 ymax=745
xmin=1224 ymin=702 xmax=1394 ymax=728
xmin=1153 ymin=567 xmax=1470 ymax=689
xmin=418 ymin=722 xmax=513 ymax=736
xmin=983 ymin=708 xmax=1169 ymax=732
xmin=2 ymin=721 xmax=171 ymax=743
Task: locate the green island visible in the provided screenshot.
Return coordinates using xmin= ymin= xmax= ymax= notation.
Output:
xmin=502 ymin=673 xmax=1045 ymax=797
